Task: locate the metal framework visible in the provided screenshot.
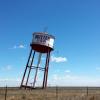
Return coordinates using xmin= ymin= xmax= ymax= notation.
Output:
xmin=20 ymin=48 xmax=51 ymax=89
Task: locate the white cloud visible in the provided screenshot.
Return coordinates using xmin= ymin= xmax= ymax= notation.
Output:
xmin=0 ymin=78 xmax=21 ymax=82
xmin=65 ymin=70 xmax=71 ymax=73
xmin=9 ymin=44 xmax=26 ymax=49
xmin=18 ymin=44 xmax=25 ymax=48
xmin=6 ymin=65 xmax=12 ymax=70
xmin=48 ymin=72 xmax=100 ymax=86
xmin=52 ymin=74 xmax=60 ymax=81
xmin=96 ymin=67 xmax=100 ymax=71
xmin=54 ymin=69 xmax=60 ymax=73
xmin=0 ymin=78 xmax=21 ymax=87
xmin=13 ymin=45 xmax=17 ymax=49
xmin=1 ymin=74 xmax=100 ymax=87
xmin=1 ymin=65 xmax=12 ymax=71
xmin=51 ymin=56 xmax=67 ymax=63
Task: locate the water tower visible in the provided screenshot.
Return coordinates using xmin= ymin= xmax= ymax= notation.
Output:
xmin=20 ymin=32 xmax=55 ymax=89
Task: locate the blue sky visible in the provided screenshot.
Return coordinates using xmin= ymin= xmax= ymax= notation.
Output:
xmin=0 ymin=0 xmax=100 ymax=86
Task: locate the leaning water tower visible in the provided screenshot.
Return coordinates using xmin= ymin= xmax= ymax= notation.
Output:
xmin=20 ymin=32 xmax=55 ymax=89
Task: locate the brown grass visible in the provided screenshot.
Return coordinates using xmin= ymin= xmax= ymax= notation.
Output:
xmin=0 ymin=87 xmax=100 ymax=100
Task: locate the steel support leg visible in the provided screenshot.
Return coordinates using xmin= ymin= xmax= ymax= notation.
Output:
xmin=33 ymin=53 xmax=42 ymax=88
xmin=42 ymin=51 xmax=50 ymax=88
xmin=25 ymin=51 xmax=35 ymax=87
xmin=20 ymin=49 xmax=32 ymax=87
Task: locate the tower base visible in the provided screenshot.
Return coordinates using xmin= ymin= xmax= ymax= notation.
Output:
xmin=20 ymin=49 xmax=51 ymax=89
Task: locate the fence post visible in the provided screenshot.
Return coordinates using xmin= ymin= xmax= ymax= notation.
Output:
xmin=56 ymin=86 xmax=58 ymax=100
xmin=87 ymin=87 xmax=88 ymax=96
xmin=5 ymin=85 xmax=7 ymax=100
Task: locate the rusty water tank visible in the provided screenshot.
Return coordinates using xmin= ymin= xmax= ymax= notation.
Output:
xmin=30 ymin=32 xmax=55 ymax=53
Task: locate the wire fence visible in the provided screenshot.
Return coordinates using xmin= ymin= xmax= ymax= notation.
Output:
xmin=0 ymin=86 xmax=100 ymax=100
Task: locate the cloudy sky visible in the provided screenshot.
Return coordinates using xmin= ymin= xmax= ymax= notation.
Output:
xmin=0 ymin=0 xmax=100 ymax=87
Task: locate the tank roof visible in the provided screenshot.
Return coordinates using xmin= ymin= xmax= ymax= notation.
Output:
xmin=33 ymin=32 xmax=55 ymax=39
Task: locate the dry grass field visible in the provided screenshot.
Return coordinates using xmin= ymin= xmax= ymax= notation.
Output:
xmin=0 ymin=87 xmax=100 ymax=100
